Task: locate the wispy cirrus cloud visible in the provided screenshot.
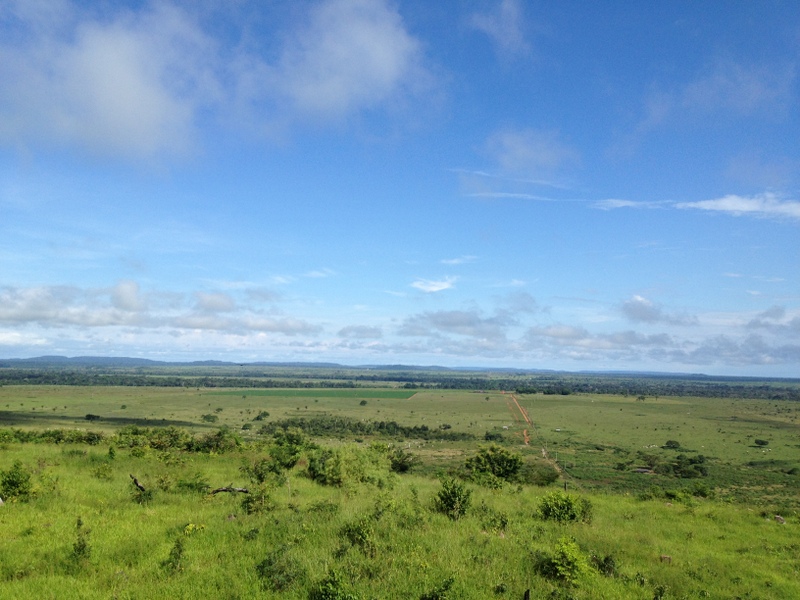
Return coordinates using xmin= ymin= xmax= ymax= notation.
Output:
xmin=595 ymin=192 xmax=800 ymax=222
xmin=485 ymin=128 xmax=579 ymax=178
xmin=675 ymin=192 xmax=800 ymax=220
xmin=411 ymin=277 xmax=456 ymax=293
xmin=440 ymin=255 xmax=476 ymax=265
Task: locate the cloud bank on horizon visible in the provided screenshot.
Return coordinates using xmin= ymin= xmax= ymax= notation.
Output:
xmin=1 ymin=0 xmax=798 ymax=376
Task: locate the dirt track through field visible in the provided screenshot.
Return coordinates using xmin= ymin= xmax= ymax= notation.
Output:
xmin=508 ymin=393 xmax=531 ymax=445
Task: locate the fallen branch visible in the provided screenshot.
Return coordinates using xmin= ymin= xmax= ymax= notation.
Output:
xmin=211 ymin=485 xmax=250 ymax=495
xmin=129 ymin=474 xmax=146 ymax=492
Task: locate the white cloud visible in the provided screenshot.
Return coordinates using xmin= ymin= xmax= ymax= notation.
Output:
xmin=111 ymin=280 xmax=147 ymax=312
xmin=274 ymin=0 xmax=428 ymax=119
xmin=594 ymin=199 xmax=663 ymax=211
xmin=411 ymin=277 xmax=456 ymax=293
xmin=0 ymin=0 xmax=433 ymax=161
xmin=195 ymin=292 xmax=236 ymax=313
xmin=621 ymin=295 xmax=697 ymax=326
xmin=675 ymin=192 xmax=800 ymax=220
xmin=0 ymin=3 xmax=218 ymax=161
xmin=469 ymin=0 xmax=530 ymax=57
xmin=440 ymin=255 xmax=476 ymax=265
xmin=338 ymin=325 xmax=383 ymax=339
xmin=398 ymin=309 xmax=514 ymax=342
xmin=681 ymin=61 xmax=794 ymax=116
xmin=485 ymin=128 xmax=579 ymax=177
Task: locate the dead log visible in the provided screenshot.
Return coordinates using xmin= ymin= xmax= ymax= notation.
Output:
xmin=129 ymin=474 xmax=146 ymax=492
xmin=211 ymin=485 xmax=250 ymax=495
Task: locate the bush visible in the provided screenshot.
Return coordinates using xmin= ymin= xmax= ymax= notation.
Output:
xmin=754 ymin=439 xmax=769 ymax=447
xmin=388 ymin=447 xmax=419 ymax=473
xmin=519 ymin=462 xmax=560 ymax=486
xmin=255 ymin=547 xmax=306 ymax=591
xmin=465 ymin=444 xmax=522 ymax=482
xmin=241 ymin=485 xmax=276 ymax=515
xmin=339 ymin=516 xmax=376 ymax=556
xmin=307 ymin=444 xmax=390 ymax=488
xmin=664 ymin=440 xmax=681 ymax=449
xmin=200 ymin=414 xmax=218 ymax=423
xmin=537 ymin=491 xmax=592 ymax=523
xmin=309 ymin=568 xmax=359 ymax=600
xmin=420 ymin=576 xmax=455 ymax=600
xmin=0 ymin=460 xmax=33 ymax=502
xmin=533 ymin=537 xmax=588 ymax=585
xmin=433 ymin=477 xmax=472 ymax=520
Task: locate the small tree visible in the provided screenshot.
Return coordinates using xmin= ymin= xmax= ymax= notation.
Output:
xmin=433 ymin=477 xmax=472 ymax=520
xmin=465 ymin=444 xmax=522 ymax=482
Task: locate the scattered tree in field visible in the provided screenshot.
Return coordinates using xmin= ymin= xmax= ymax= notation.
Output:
xmin=465 ymin=444 xmax=522 ymax=483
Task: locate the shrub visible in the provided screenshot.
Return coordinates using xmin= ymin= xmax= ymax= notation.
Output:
xmin=72 ymin=517 xmax=91 ymax=561
xmin=754 ymin=439 xmax=769 ymax=447
xmin=433 ymin=477 xmax=472 ymax=520
xmin=420 ymin=576 xmax=455 ymax=600
xmin=307 ymin=444 xmax=390 ymax=488
xmin=664 ymin=440 xmax=681 ymax=449
xmin=255 ymin=547 xmax=306 ymax=591
xmin=533 ymin=537 xmax=588 ymax=586
xmin=200 ymin=414 xmax=218 ymax=423
xmin=176 ymin=472 xmax=211 ymax=495
xmin=465 ymin=444 xmax=522 ymax=482
xmin=269 ymin=427 xmax=308 ymax=470
xmin=241 ymin=485 xmax=276 ymax=515
xmin=339 ymin=516 xmax=376 ymax=557
xmin=537 ymin=491 xmax=593 ymax=523
xmin=519 ymin=461 xmax=560 ymax=486
xmin=309 ymin=568 xmax=359 ymax=600
xmin=388 ymin=447 xmax=419 ymax=473
xmin=0 ymin=460 xmax=33 ymax=502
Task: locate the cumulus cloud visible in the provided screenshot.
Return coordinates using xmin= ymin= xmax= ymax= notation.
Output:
xmin=675 ymin=192 xmax=800 ymax=220
xmin=0 ymin=0 xmax=433 ymax=161
xmin=746 ymin=306 xmax=800 ymax=336
xmin=0 ymin=2 xmax=218 ymax=161
xmin=398 ymin=310 xmax=513 ymax=341
xmin=195 ymin=292 xmax=236 ymax=313
xmin=111 ymin=280 xmax=147 ymax=312
xmin=469 ymin=0 xmax=530 ymax=57
xmin=411 ymin=277 xmax=456 ymax=293
xmin=621 ymin=295 xmax=697 ymax=326
xmin=338 ymin=325 xmax=383 ymax=339
xmin=274 ymin=0 xmax=428 ymax=119
xmin=0 ymin=283 xmax=320 ymax=337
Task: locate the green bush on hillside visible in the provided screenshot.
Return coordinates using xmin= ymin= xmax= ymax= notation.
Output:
xmin=433 ymin=477 xmax=472 ymax=520
xmin=0 ymin=460 xmax=33 ymax=502
xmin=537 ymin=491 xmax=593 ymax=523
xmin=465 ymin=444 xmax=522 ymax=484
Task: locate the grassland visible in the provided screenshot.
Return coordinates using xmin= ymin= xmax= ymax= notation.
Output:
xmin=1 ymin=377 xmax=798 ymax=598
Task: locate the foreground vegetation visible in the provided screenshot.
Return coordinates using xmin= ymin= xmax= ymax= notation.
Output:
xmin=1 ymin=366 xmax=798 ymax=598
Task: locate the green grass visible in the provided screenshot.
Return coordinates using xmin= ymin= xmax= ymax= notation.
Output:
xmin=1 ymin=384 xmax=799 ymax=597
xmin=1 ymin=440 xmax=797 ymax=599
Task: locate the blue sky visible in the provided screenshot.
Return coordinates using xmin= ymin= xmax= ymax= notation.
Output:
xmin=1 ymin=0 xmax=798 ymax=376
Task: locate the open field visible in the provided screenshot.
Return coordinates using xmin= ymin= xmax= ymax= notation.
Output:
xmin=2 ymin=385 xmax=798 ymax=505
xmin=1 ymin=378 xmax=799 ymax=598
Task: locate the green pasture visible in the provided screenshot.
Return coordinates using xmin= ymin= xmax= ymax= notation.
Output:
xmin=1 ymin=441 xmax=798 ymax=599
xmin=1 ymin=386 xmax=799 ymax=507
